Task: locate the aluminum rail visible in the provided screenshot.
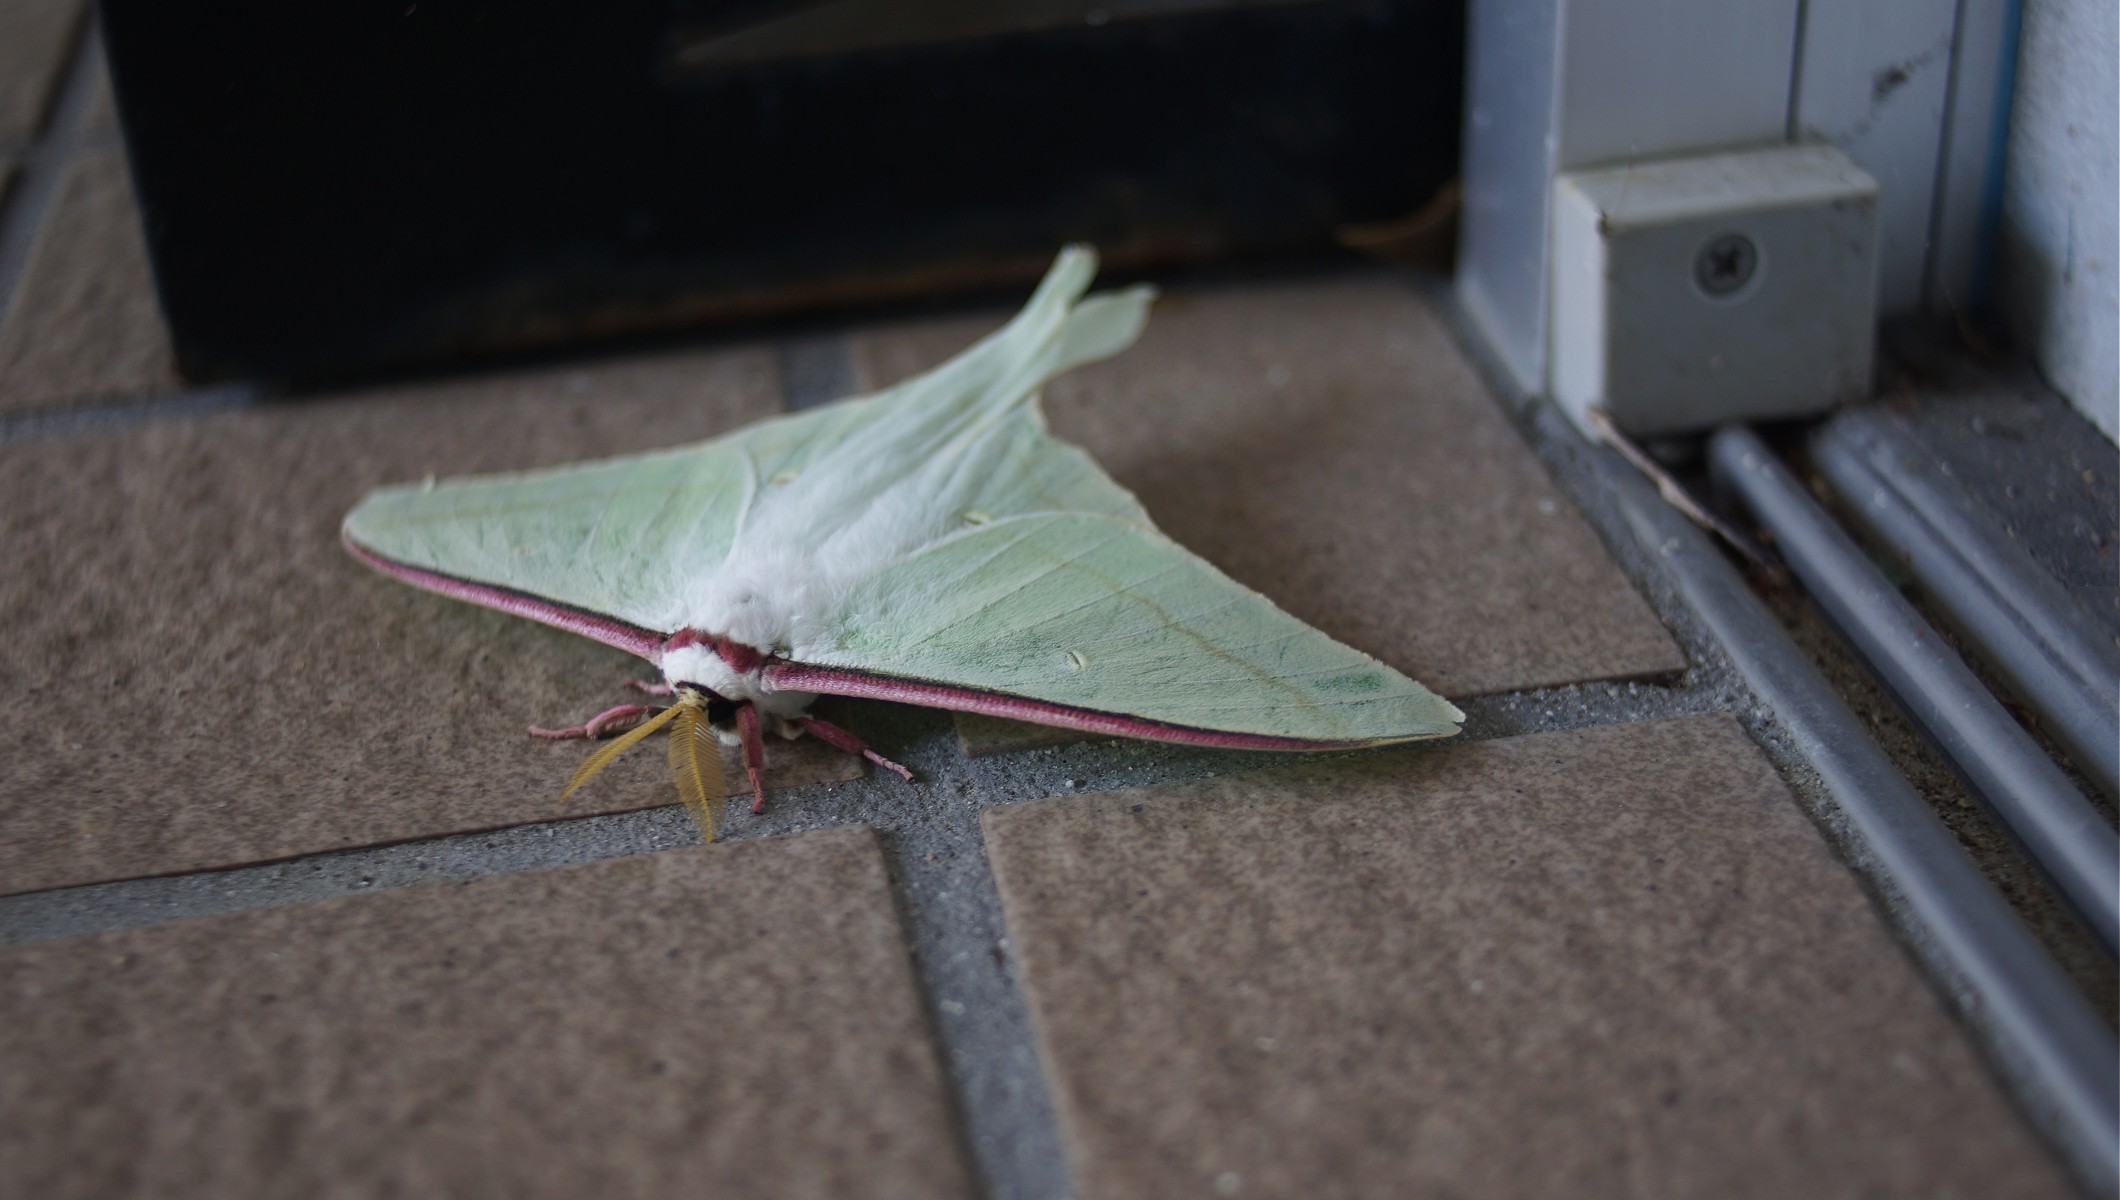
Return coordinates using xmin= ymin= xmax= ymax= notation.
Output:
xmin=1812 ymin=409 xmax=2120 ymax=802
xmin=1571 ymin=415 xmax=2117 ymax=1196
xmin=1710 ymin=426 xmax=2120 ymax=955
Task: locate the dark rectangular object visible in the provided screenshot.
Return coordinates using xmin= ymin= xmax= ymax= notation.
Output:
xmin=99 ymin=0 xmax=1463 ymax=384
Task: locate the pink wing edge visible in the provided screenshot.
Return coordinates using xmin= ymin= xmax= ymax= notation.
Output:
xmin=344 ymin=532 xmax=1435 ymax=752
xmin=764 ymin=661 xmax=1439 ymax=752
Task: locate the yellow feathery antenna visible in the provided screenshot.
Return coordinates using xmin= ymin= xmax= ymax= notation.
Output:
xmin=558 ymin=696 xmax=694 ymax=805
xmin=666 ymin=702 xmax=730 ymax=840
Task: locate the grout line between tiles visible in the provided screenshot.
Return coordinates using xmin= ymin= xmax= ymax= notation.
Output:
xmin=0 ymin=381 xmax=259 ymax=442
xmin=0 ymin=680 xmax=1725 ymax=947
xmin=864 ymin=745 xmax=1076 ymax=1200
xmin=0 ymin=19 xmax=105 ymax=337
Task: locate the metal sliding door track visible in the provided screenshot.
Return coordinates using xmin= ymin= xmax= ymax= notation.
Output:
xmin=1710 ymin=425 xmax=2119 ymax=956
xmin=1811 ymin=409 xmax=2120 ymax=803
xmin=1560 ymin=408 xmax=2118 ymax=1196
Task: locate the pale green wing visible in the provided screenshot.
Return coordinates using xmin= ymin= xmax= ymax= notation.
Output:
xmin=724 ymin=280 xmax=1157 ymax=528
xmin=342 ymin=393 xmax=1143 ymax=641
xmin=697 ymin=382 xmax=1150 ymax=533
xmin=342 ymin=256 xmax=1153 ymax=634
xmin=343 ymin=435 xmax=752 ymax=635
xmin=799 ymin=505 xmax=1463 ymax=745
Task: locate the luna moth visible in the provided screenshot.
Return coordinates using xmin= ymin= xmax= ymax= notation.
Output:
xmin=343 ymin=247 xmax=1461 ymax=836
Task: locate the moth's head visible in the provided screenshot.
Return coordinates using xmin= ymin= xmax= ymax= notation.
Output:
xmin=670 ymin=683 xmax=739 ymax=728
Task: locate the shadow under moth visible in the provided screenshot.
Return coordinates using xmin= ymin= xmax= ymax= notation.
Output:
xmin=343 ymin=247 xmax=1461 ymax=836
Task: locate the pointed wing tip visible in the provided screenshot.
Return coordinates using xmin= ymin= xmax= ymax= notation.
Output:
xmin=1056 ymin=242 xmax=1098 ymax=270
xmin=1042 ymin=244 xmax=1101 ymax=302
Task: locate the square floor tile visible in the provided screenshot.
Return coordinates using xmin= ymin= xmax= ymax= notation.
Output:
xmin=79 ymin=44 xmax=115 ymax=135
xmin=0 ymin=0 xmax=85 ymax=145
xmin=0 ymin=827 xmax=973 ymax=1199
xmin=983 ymin=715 xmax=2070 ymax=1199
xmin=0 ymin=148 xmax=178 ymax=411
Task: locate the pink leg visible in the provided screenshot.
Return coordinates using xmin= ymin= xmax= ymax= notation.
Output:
xmin=798 ymin=717 xmax=916 ymax=782
xmin=528 ymin=703 xmax=652 ymax=740
xmin=737 ymin=703 xmax=770 ymax=815
xmin=623 ymin=679 xmax=675 ymax=697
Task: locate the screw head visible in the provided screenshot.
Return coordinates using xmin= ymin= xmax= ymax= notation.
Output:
xmin=1693 ymin=233 xmax=1758 ymax=297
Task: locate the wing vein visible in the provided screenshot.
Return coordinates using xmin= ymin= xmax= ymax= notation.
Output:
xmin=895 ymin=526 xmax=1130 ymax=652
xmin=1004 ymin=572 xmax=1238 ymax=644
xmin=999 ymin=555 xmax=1194 ymax=630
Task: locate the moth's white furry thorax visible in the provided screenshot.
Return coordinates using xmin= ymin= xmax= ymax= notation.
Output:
xmin=681 ymin=549 xmax=850 ymax=656
xmin=668 ymin=439 xmax=993 ymax=659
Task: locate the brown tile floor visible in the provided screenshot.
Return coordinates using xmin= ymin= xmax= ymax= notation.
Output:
xmin=983 ymin=714 xmax=2073 ymax=1200
xmin=0 ymin=0 xmax=84 ymax=146
xmin=0 ymin=43 xmax=2086 ymax=1198
xmin=79 ymin=45 xmax=115 ymax=136
xmin=0 ymin=827 xmax=973 ymax=1200
xmin=0 ymin=148 xmax=177 ymax=411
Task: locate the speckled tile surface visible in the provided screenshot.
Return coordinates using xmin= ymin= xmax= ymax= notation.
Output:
xmin=982 ymin=714 xmax=2071 ymax=1200
xmin=79 ymin=44 xmax=115 ymax=135
xmin=853 ymin=274 xmax=1685 ymax=755
xmin=0 ymin=0 xmax=84 ymax=146
xmin=0 ymin=148 xmax=178 ymax=410
xmin=0 ymin=827 xmax=974 ymax=1200
xmin=0 ymin=349 xmax=859 ymax=896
